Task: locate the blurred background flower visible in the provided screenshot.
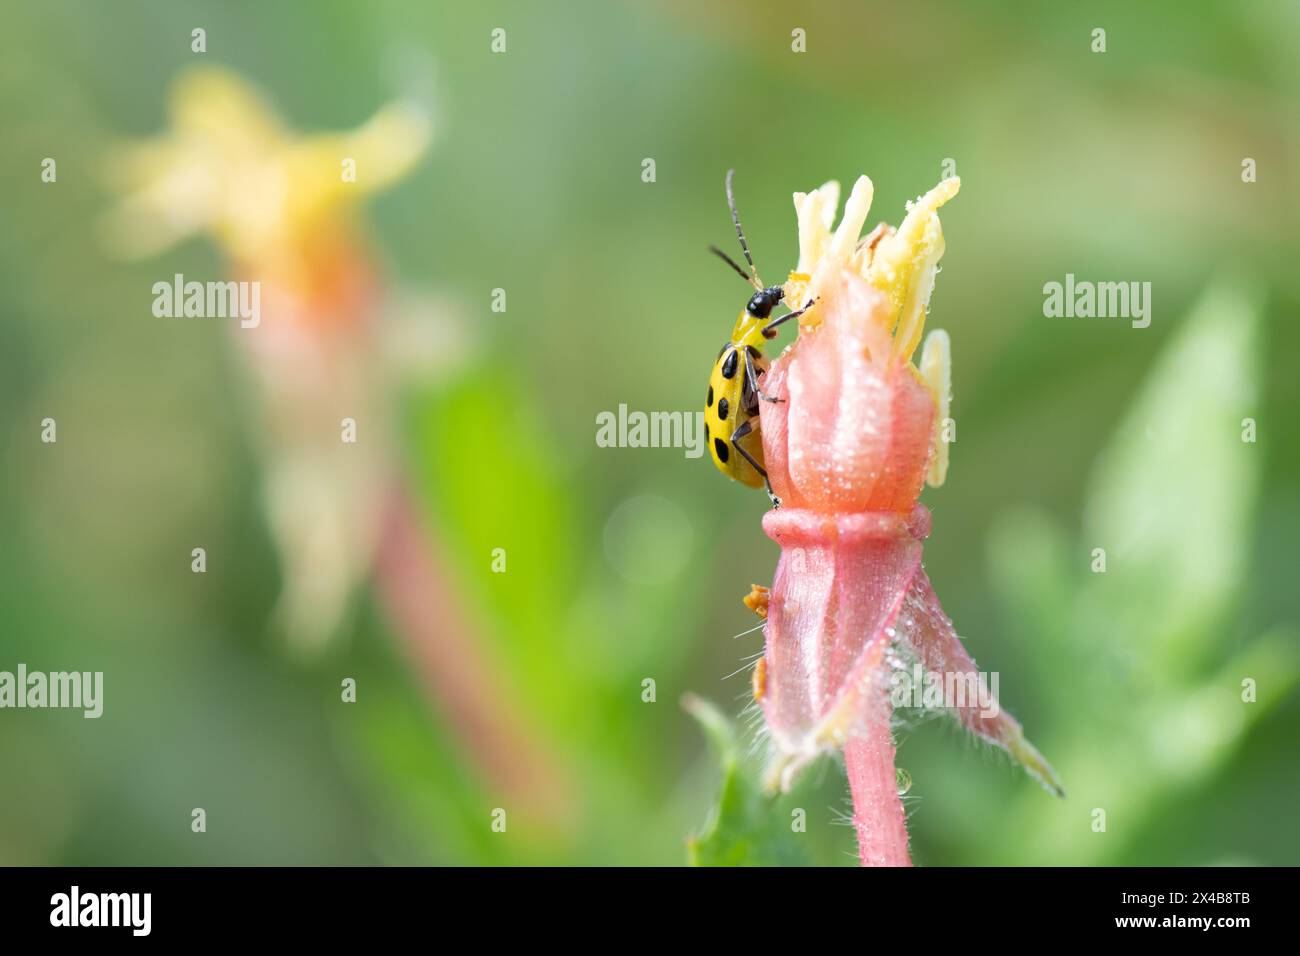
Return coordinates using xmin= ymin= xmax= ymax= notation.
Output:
xmin=102 ymin=65 xmax=432 ymax=650
xmin=1 ymin=0 xmax=1297 ymax=865
xmin=99 ymin=62 xmax=577 ymax=835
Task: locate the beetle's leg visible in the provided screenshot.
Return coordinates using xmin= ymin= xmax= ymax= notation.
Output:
xmin=729 ymin=419 xmax=766 ymax=477
xmin=739 ymin=353 xmax=761 ymax=416
xmin=744 ymin=346 xmax=783 ymax=405
xmin=760 ymin=297 xmax=817 ymax=339
xmin=750 ymin=298 xmax=816 ymax=403
xmin=731 ymin=418 xmax=781 ymax=508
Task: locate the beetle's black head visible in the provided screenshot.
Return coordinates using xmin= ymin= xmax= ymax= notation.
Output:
xmin=746 ymin=285 xmax=785 ymax=319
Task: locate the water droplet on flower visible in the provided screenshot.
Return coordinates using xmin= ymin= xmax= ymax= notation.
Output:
xmin=896 ymin=767 xmax=912 ymax=795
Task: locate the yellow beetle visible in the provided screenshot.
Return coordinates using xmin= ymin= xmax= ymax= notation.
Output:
xmin=705 ymin=170 xmax=814 ymax=506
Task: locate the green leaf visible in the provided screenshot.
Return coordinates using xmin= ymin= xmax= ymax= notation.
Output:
xmin=683 ymin=695 xmax=814 ymax=867
xmin=986 ymin=505 xmax=1077 ymax=683
xmin=1138 ymin=627 xmax=1299 ymax=787
xmin=1082 ymin=277 xmax=1261 ymax=680
xmin=978 ymin=278 xmax=1284 ymax=865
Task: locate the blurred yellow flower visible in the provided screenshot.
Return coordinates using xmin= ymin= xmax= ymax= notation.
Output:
xmin=100 ymin=65 xmax=435 ymax=648
xmin=103 ymin=66 xmax=431 ymax=265
xmin=95 ymin=66 xmax=573 ymax=828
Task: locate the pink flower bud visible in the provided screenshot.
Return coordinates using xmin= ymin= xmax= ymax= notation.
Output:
xmin=752 ymin=175 xmax=1060 ymax=866
xmin=761 ymin=272 xmax=936 ymax=514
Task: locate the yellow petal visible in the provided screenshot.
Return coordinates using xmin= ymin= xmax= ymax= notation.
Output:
xmin=919 ymin=329 xmax=952 ymax=487
xmin=826 ymin=175 xmax=874 ymax=264
xmin=101 ymin=66 xmax=432 ymax=262
xmin=868 ymin=176 xmax=960 ymax=355
xmin=791 ymin=179 xmax=842 ymax=277
xmin=891 ymin=214 xmax=946 ymax=362
xmin=168 ymin=67 xmax=285 ymax=152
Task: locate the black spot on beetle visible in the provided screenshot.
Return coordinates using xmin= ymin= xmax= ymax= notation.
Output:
xmin=706 ymin=385 xmax=713 ymax=407
xmin=717 ymin=397 xmax=729 ymax=421
xmin=705 ymin=424 xmax=710 ymax=446
xmin=714 ymin=437 xmax=730 ymax=463
xmin=721 ymin=349 xmax=738 ymax=379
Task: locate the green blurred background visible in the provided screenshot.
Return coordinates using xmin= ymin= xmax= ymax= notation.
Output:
xmin=2 ymin=0 xmax=1297 ymax=865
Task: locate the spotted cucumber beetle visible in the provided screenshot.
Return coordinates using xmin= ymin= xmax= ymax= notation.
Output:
xmin=705 ymin=170 xmax=814 ymax=506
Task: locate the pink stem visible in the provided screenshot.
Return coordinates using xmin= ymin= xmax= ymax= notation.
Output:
xmin=844 ymin=711 xmax=911 ymax=867
xmin=375 ymin=481 xmax=572 ymax=828
xmin=759 ymin=506 xmax=929 ymax=866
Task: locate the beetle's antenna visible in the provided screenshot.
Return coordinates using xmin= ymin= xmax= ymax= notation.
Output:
xmin=709 ymin=245 xmax=753 ymax=284
xmin=725 ymin=169 xmax=763 ymax=289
